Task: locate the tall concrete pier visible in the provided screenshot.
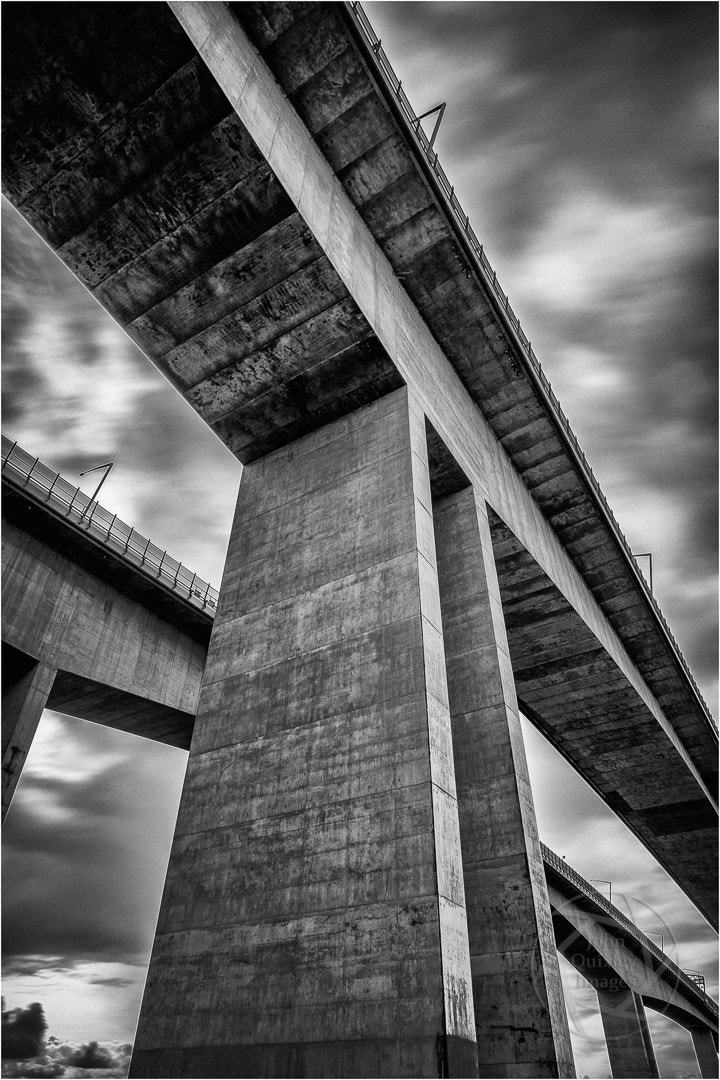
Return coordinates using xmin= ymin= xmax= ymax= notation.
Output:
xmin=2 ymin=3 xmax=717 ymax=1077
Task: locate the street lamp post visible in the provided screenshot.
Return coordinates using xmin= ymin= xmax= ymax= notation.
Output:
xmin=590 ymin=879 xmax=612 ymax=904
xmin=647 ymin=931 xmax=665 ymax=953
xmin=78 ymin=461 xmax=114 ymax=522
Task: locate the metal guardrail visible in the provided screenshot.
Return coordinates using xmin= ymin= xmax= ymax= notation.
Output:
xmin=344 ymin=1 xmax=715 ymax=731
xmin=1 ymin=435 xmax=218 ymax=614
xmin=541 ymin=842 xmax=719 ymax=1016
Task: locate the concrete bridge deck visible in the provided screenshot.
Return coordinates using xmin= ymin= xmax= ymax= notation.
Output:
xmin=2 ymin=4 xmax=716 ymax=932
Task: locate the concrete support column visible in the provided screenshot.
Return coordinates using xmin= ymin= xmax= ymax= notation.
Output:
xmin=2 ymin=654 xmax=56 ymax=822
xmin=433 ymin=487 xmax=575 ymax=1078
xmin=596 ymin=987 xmax=659 ymax=1078
xmin=689 ymin=1027 xmax=719 ymax=1078
xmin=130 ymin=389 xmax=477 ymax=1079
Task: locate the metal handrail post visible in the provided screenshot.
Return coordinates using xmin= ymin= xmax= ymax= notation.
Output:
xmin=2 ymin=440 xmax=18 ymax=467
xmin=67 ymin=484 xmax=82 ymax=517
xmin=45 ymin=472 xmax=62 ymax=502
xmin=22 ymin=456 xmax=40 ymax=488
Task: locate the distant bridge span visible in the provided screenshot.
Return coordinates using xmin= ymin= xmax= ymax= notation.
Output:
xmin=543 ymin=845 xmax=718 ymax=1077
xmin=2 ymin=3 xmax=717 ymax=1077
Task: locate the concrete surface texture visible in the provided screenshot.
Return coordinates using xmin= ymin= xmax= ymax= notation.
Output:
xmin=1 ymin=652 xmax=57 ymax=823
xmin=1 ymin=2 xmax=718 ymax=1077
xmin=130 ymin=390 xmax=482 ymax=1078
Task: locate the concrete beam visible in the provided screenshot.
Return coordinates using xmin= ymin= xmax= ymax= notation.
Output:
xmin=1 ymin=476 xmax=214 ymax=644
xmin=492 ymin=527 xmax=717 ymax=918
xmin=1 ymin=502 xmax=207 ymax=801
xmin=47 ymin=671 xmax=195 ymax=750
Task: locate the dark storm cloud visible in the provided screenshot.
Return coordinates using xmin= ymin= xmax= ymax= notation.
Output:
xmin=374 ymin=2 xmax=716 ymax=217
xmin=369 ymin=1 xmax=718 ymax=708
xmin=118 ymin=368 xmax=241 ymax=584
xmin=2 ymin=714 xmax=186 ymax=972
xmin=1 ymin=1002 xmax=48 ymax=1061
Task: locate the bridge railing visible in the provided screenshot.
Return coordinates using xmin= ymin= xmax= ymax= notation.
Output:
xmin=541 ymin=842 xmax=718 ymax=1016
xmin=1 ymin=436 xmax=218 ymax=614
xmin=345 ymin=1 xmax=715 ymax=730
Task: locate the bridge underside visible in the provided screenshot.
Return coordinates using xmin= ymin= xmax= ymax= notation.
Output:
xmin=46 ymin=669 xmax=194 ymax=748
xmin=2 ymin=1 xmax=716 ymax=925
xmin=3 ymin=642 xmax=195 ymax=751
xmin=490 ymin=515 xmax=717 ymax=915
xmin=2 ymin=7 xmax=717 ymax=1076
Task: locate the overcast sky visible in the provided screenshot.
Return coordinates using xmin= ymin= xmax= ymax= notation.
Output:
xmin=2 ymin=3 xmax=717 ymax=1077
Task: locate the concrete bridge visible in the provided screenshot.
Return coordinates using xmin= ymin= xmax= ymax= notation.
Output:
xmin=3 ymin=440 xmax=717 ymax=1079
xmin=543 ymin=845 xmax=718 ymax=1079
xmin=2 ymin=2 xmax=717 ymax=1077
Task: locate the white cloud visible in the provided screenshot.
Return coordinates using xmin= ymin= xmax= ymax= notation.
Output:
xmin=3 ymin=958 xmax=145 ymax=1044
xmin=508 ymin=186 xmax=708 ymax=314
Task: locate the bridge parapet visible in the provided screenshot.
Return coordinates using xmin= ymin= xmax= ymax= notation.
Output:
xmin=2 ymin=435 xmax=218 ymax=615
